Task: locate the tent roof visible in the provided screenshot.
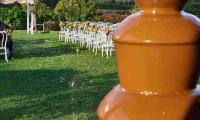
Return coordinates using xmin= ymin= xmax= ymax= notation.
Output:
xmin=0 ymin=0 xmax=34 ymax=5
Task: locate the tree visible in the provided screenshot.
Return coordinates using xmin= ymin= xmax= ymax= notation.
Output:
xmin=54 ymin=0 xmax=96 ymax=21
xmin=75 ymin=0 xmax=96 ymax=21
xmin=0 ymin=5 xmax=26 ymax=29
xmin=39 ymin=0 xmax=59 ymax=9
xmin=36 ymin=2 xmax=53 ymax=23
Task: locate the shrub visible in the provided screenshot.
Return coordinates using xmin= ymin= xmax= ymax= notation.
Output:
xmin=44 ymin=20 xmax=60 ymax=31
xmin=99 ymin=13 xmax=128 ymax=23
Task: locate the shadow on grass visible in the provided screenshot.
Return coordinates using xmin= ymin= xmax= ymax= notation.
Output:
xmin=0 ymin=69 xmax=118 ymax=119
xmin=13 ymin=38 xmax=88 ymax=59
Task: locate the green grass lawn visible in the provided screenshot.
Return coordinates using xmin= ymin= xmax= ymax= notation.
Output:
xmin=0 ymin=31 xmax=118 ymax=120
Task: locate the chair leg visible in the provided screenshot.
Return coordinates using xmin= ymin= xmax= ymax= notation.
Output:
xmin=65 ymin=36 xmax=67 ymax=44
xmin=102 ymin=47 xmax=104 ymax=57
xmin=59 ymin=34 xmax=60 ymax=41
xmin=106 ymin=48 xmax=109 ymax=58
xmin=5 ymin=49 xmax=8 ymax=62
xmin=93 ymin=46 xmax=95 ymax=52
xmin=89 ymin=44 xmax=91 ymax=50
xmin=95 ymin=47 xmax=98 ymax=55
xmin=59 ymin=33 xmax=61 ymax=41
xmin=110 ymin=48 xmax=112 ymax=56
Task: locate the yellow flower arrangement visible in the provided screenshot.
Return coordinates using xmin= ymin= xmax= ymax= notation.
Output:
xmin=72 ymin=23 xmax=77 ymax=28
xmin=87 ymin=26 xmax=92 ymax=31
xmin=79 ymin=24 xmax=84 ymax=30
xmin=59 ymin=21 xmax=65 ymax=28
xmin=68 ymin=23 xmax=73 ymax=29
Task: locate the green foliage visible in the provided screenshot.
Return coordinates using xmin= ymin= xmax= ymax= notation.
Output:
xmin=0 ymin=2 xmax=57 ymax=29
xmin=0 ymin=5 xmax=26 ymax=29
xmin=39 ymin=0 xmax=59 ymax=9
xmin=75 ymin=0 xmax=96 ymax=21
xmin=35 ymin=2 xmax=53 ymax=23
xmin=130 ymin=4 xmax=139 ymax=14
xmin=54 ymin=0 xmax=78 ymax=21
xmin=54 ymin=0 xmax=96 ymax=22
xmin=96 ymin=1 xmax=133 ymax=10
xmin=184 ymin=0 xmax=200 ymax=17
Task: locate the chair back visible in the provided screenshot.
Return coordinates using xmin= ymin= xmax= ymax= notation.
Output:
xmin=0 ymin=31 xmax=8 ymax=48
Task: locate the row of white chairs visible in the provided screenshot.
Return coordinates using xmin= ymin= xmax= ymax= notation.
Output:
xmin=59 ymin=22 xmax=119 ymax=58
xmin=0 ymin=31 xmax=8 ymax=62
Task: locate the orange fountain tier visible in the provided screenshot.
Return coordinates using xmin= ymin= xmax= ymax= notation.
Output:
xmin=97 ymin=0 xmax=200 ymax=120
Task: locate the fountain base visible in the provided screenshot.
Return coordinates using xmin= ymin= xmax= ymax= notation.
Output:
xmin=98 ymin=85 xmax=200 ymax=120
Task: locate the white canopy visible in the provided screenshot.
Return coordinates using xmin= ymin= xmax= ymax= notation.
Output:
xmin=0 ymin=0 xmax=34 ymax=4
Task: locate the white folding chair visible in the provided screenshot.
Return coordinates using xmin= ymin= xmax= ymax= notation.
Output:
xmin=0 ymin=31 xmax=8 ymax=62
xmin=59 ymin=25 xmax=66 ymax=41
xmin=59 ymin=22 xmax=119 ymax=58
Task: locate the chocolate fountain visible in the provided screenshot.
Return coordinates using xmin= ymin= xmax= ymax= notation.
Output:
xmin=97 ymin=0 xmax=200 ymax=119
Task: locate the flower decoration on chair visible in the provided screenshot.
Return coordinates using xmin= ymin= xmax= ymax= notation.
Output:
xmin=84 ymin=23 xmax=88 ymax=29
xmin=72 ymin=23 xmax=77 ymax=29
xmin=79 ymin=23 xmax=84 ymax=30
xmin=68 ymin=23 xmax=73 ymax=29
xmin=4 ymin=28 xmax=13 ymax=37
xmin=104 ymin=27 xmax=110 ymax=35
xmin=59 ymin=21 xmax=65 ymax=28
xmin=87 ymin=25 xmax=92 ymax=32
xmin=92 ymin=26 xmax=99 ymax=33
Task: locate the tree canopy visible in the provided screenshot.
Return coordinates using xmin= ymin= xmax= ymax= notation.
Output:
xmin=54 ymin=0 xmax=96 ymax=21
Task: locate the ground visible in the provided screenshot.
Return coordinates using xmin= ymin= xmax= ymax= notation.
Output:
xmin=0 ymin=31 xmax=118 ymax=120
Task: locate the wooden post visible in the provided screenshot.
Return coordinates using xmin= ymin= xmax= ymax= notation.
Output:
xmin=97 ymin=0 xmax=200 ymax=120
